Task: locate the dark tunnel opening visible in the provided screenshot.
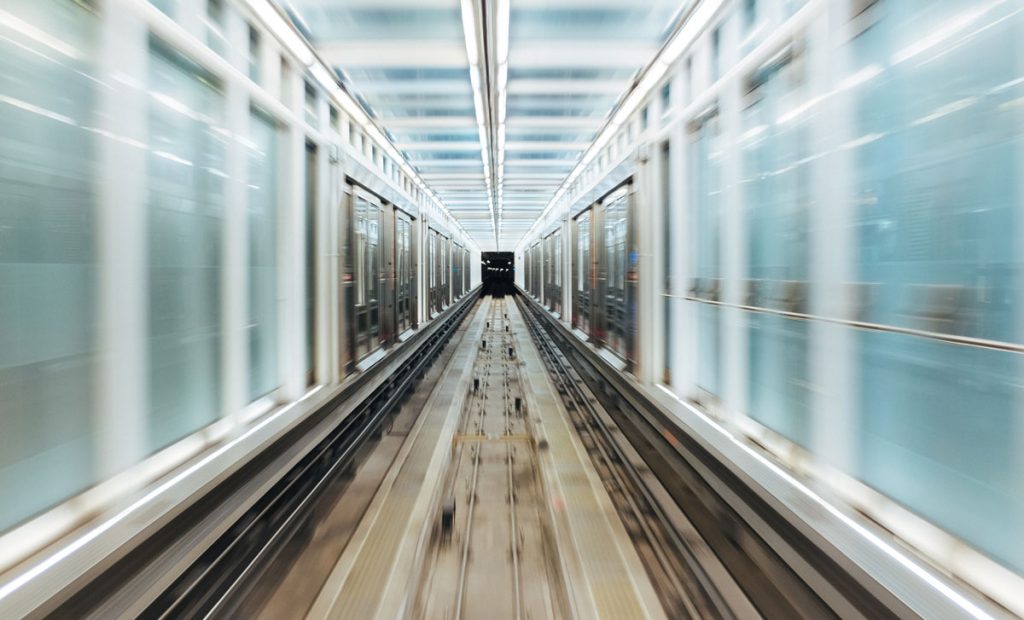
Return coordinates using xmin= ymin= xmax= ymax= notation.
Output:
xmin=481 ymin=252 xmax=515 ymax=296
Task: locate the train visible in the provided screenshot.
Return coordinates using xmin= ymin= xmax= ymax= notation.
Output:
xmin=0 ymin=0 xmax=478 ymax=568
xmin=517 ymin=0 xmax=1024 ymax=610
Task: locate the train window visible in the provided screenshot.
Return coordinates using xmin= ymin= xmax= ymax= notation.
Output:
xmin=248 ymin=108 xmax=280 ymax=400
xmin=366 ymin=211 xmax=379 ymax=307
xmin=0 ymin=0 xmax=101 ymax=530
xmin=355 ymin=200 xmax=366 ymax=306
xmin=147 ymin=43 xmax=226 ymax=450
xmin=574 ymin=211 xmax=592 ymax=334
xmin=429 ymin=232 xmax=436 ymax=288
xmin=396 ymin=216 xmax=413 ymax=333
xmin=604 ymin=193 xmax=629 ymax=358
xmin=683 ymin=57 xmax=692 ymax=105
xmin=742 ymin=48 xmax=811 ymax=444
xmin=743 ymin=0 xmax=757 ymax=29
xmin=248 ymin=24 xmax=260 ymax=82
xmin=660 ymin=140 xmax=673 ymax=384
xmin=206 ymin=0 xmax=227 ymax=55
xmin=691 ymin=112 xmax=722 ymax=396
xmin=710 ymin=27 xmax=721 ymax=82
xmin=304 ymin=82 xmax=318 ymax=125
xmin=304 ymin=144 xmax=318 ymax=382
xmin=554 ymin=231 xmax=562 ymax=288
xmin=280 ymin=57 xmax=291 ymax=104
xmin=845 ymin=3 xmax=1023 ymax=571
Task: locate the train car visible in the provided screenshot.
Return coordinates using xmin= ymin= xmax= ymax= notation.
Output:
xmin=341 ymin=183 xmax=423 ymax=372
xmin=0 ymin=0 xmax=478 ymax=577
xmin=561 ymin=181 xmax=639 ymax=369
xmin=542 ymin=228 xmax=563 ymax=316
xmin=516 ymin=0 xmax=1024 ymax=611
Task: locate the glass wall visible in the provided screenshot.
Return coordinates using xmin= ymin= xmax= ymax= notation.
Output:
xmin=147 ymin=44 xmax=225 ymax=449
xmin=603 ymin=194 xmax=629 ymax=358
xmin=0 ymin=0 xmax=99 ymax=531
xmin=742 ymin=52 xmax=811 ymax=447
xmin=848 ymin=0 xmax=1024 ymax=572
xmin=692 ymin=114 xmax=722 ymax=396
xmin=248 ymin=110 xmax=278 ymax=400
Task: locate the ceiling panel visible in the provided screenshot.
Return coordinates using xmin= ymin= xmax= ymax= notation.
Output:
xmin=286 ymin=0 xmax=687 ymax=249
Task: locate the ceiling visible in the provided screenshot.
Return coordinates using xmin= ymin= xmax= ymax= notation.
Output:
xmin=284 ymin=0 xmax=687 ymax=251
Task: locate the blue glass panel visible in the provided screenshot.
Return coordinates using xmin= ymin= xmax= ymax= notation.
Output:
xmin=849 ymin=0 xmax=1024 ymax=572
xmin=146 ymin=44 xmax=225 ymax=451
xmin=0 ymin=0 xmax=98 ymax=532
xmin=249 ymin=111 xmax=279 ymax=400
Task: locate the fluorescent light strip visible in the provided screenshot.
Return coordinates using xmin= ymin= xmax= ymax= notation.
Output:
xmin=460 ymin=0 xmax=495 ymax=243
xmin=242 ymin=0 xmax=476 ymax=250
xmin=525 ymin=0 xmax=726 ymax=244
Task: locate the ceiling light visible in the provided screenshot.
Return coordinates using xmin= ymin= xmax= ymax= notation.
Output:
xmin=247 ymin=0 xmax=313 ymax=66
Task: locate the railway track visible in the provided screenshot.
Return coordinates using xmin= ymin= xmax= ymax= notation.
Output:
xmin=515 ymin=295 xmax=745 ymax=620
xmin=414 ymin=298 xmax=569 ymax=620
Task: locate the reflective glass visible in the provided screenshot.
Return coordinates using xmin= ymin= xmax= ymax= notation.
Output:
xmin=693 ymin=116 xmax=722 ymax=396
xmin=248 ymin=110 xmax=278 ymax=400
xmin=146 ymin=44 xmax=225 ymax=450
xmin=742 ymin=54 xmax=812 ymax=447
xmin=848 ymin=0 xmax=1024 ymax=572
xmin=0 ymin=0 xmax=98 ymax=531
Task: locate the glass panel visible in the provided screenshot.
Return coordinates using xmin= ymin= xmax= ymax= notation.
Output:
xmin=0 ymin=0 xmax=98 ymax=531
xmin=304 ymin=82 xmax=318 ymax=126
xmin=693 ymin=115 xmax=722 ymax=395
xmin=305 ymin=143 xmax=316 ymax=377
xmin=849 ymin=0 xmax=1024 ymax=572
xmin=604 ymin=195 xmax=628 ymax=357
xmin=355 ymin=197 xmax=366 ymax=306
xmin=146 ymin=44 xmax=225 ymax=450
xmin=660 ymin=141 xmax=673 ymax=384
xmin=248 ymin=110 xmax=278 ymax=400
xmin=743 ymin=54 xmax=812 ymax=447
xmin=366 ymin=203 xmax=380 ymax=347
xmin=575 ymin=212 xmax=591 ymax=333
xmin=206 ymin=0 xmax=227 ymax=56
xmin=248 ymin=24 xmax=260 ymax=83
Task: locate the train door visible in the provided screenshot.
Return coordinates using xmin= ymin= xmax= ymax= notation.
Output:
xmin=573 ymin=209 xmax=592 ymax=333
xmin=544 ymin=234 xmax=552 ymax=309
xmin=552 ymin=228 xmax=562 ymax=315
xmin=602 ymin=187 xmax=632 ymax=362
xmin=428 ymin=228 xmax=441 ymax=316
xmin=349 ymin=189 xmax=384 ymax=366
xmin=395 ymin=210 xmax=413 ymax=336
xmin=381 ymin=205 xmax=396 ymax=345
xmin=442 ymin=235 xmax=451 ymax=307
xmin=453 ymin=243 xmax=464 ymax=299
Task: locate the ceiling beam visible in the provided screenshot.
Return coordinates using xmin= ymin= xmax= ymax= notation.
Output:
xmin=319 ymin=41 xmax=467 ymax=68
xmin=510 ymin=43 xmax=655 ymax=68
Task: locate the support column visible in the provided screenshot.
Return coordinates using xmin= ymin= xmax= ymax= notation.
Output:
xmin=96 ymin=3 xmax=148 ymax=478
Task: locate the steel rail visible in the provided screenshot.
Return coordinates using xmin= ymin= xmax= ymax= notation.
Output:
xmin=46 ymin=290 xmax=480 ymax=619
xmin=517 ymin=296 xmax=723 ymax=619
